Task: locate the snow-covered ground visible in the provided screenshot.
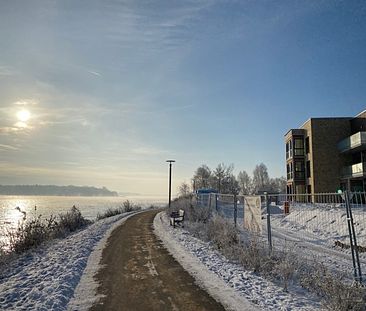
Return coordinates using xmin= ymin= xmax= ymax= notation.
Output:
xmin=154 ymin=211 xmax=323 ymax=311
xmin=0 ymin=212 xmax=137 ymax=311
xmin=216 ymin=201 xmax=366 ymax=279
xmin=268 ymin=205 xmax=366 ymax=278
xmin=0 ymin=207 xmax=343 ymax=311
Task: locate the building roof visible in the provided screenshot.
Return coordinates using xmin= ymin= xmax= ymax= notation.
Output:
xmin=354 ymin=109 xmax=366 ymax=118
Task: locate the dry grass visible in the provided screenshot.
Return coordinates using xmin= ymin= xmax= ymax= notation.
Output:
xmin=96 ymin=200 xmax=142 ymax=220
xmin=5 ymin=206 xmax=90 ymax=254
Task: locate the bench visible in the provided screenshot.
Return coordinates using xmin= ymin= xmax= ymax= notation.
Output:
xmin=170 ymin=209 xmax=185 ymax=228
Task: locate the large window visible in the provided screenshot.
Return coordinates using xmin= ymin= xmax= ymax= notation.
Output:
xmin=286 ymin=140 xmax=293 ymax=159
xmin=287 ymin=162 xmax=293 ymax=180
xmin=294 ymin=161 xmax=305 ymax=179
xmin=294 ymin=137 xmax=304 ymax=156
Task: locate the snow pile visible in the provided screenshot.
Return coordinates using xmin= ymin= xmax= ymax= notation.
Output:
xmin=0 ymin=212 xmax=135 ymax=311
xmin=154 ymin=212 xmax=321 ymax=311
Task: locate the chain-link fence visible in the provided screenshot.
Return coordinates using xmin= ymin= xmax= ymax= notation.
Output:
xmin=194 ymin=191 xmax=366 ymax=283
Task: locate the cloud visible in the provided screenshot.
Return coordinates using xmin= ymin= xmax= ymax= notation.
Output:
xmin=0 ymin=65 xmax=17 ymax=76
xmin=131 ymin=146 xmax=168 ymax=156
xmin=0 ymin=144 xmax=19 ymax=151
xmin=0 ymin=126 xmax=21 ymax=134
xmin=88 ymin=70 xmax=101 ymax=77
xmin=13 ymin=99 xmax=38 ymax=106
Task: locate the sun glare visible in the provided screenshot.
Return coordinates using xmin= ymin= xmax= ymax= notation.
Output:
xmin=17 ymin=109 xmax=31 ymax=122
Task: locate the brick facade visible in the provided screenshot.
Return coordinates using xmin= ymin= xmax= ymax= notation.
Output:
xmin=285 ymin=111 xmax=366 ymax=194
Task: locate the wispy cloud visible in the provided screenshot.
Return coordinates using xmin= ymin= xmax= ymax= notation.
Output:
xmin=0 ymin=65 xmax=17 ymax=76
xmin=131 ymin=146 xmax=168 ymax=156
xmin=0 ymin=143 xmax=18 ymax=151
xmin=87 ymin=70 xmax=101 ymax=77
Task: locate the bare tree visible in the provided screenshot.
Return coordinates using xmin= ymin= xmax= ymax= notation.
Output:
xmin=252 ymin=163 xmax=270 ymax=193
xmin=268 ymin=177 xmax=287 ymax=193
xmin=178 ymin=182 xmax=191 ymax=197
xmin=237 ymin=170 xmax=252 ymax=195
xmin=192 ymin=165 xmax=212 ymax=191
xmin=226 ymin=174 xmax=240 ymax=195
xmin=213 ymin=163 xmax=234 ymax=193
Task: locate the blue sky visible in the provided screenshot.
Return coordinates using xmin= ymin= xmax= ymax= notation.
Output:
xmin=0 ymin=0 xmax=365 ymax=196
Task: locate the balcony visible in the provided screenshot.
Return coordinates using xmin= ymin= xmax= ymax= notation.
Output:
xmin=341 ymin=162 xmax=366 ymax=178
xmin=338 ymin=131 xmax=366 ymax=153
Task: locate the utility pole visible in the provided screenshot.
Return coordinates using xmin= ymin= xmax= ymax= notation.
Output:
xmin=166 ymin=160 xmax=175 ymax=208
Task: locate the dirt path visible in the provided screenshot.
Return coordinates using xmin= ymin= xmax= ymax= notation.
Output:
xmin=90 ymin=210 xmax=225 ymax=311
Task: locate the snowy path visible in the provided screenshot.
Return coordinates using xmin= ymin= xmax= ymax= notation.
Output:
xmin=91 ymin=210 xmax=225 ymax=311
xmin=154 ymin=212 xmax=323 ymax=311
xmin=0 ymin=212 xmax=136 ymax=311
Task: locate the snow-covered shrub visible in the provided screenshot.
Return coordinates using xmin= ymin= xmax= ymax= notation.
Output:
xmin=185 ymin=221 xmax=207 ymax=239
xmin=5 ymin=206 xmax=90 ymax=254
xmin=96 ymin=207 xmax=124 ymax=220
xmin=238 ymin=237 xmax=269 ymax=273
xmin=272 ymin=252 xmax=298 ymax=292
xmin=56 ymin=206 xmax=90 ymax=236
xmin=96 ymin=201 xmax=142 ymax=220
xmin=189 ymin=205 xmax=212 ymax=223
xmin=299 ymin=262 xmax=366 ymax=310
xmin=122 ymin=200 xmax=141 ymax=213
xmin=7 ymin=215 xmax=58 ymax=253
xmin=206 ymin=215 xmax=239 ymax=254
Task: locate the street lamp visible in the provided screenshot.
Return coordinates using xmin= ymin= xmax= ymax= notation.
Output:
xmin=166 ymin=160 xmax=175 ymax=208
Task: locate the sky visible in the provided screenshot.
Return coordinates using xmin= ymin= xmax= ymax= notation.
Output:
xmin=0 ymin=0 xmax=366 ymax=197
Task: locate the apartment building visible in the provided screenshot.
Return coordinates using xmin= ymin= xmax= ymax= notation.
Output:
xmin=285 ymin=110 xmax=366 ymax=194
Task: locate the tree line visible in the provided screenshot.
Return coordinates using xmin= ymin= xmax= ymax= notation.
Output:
xmin=178 ymin=163 xmax=286 ymax=196
xmin=0 ymin=185 xmax=118 ymax=196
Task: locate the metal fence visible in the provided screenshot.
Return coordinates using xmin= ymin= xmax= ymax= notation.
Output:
xmin=194 ymin=191 xmax=366 ymax=283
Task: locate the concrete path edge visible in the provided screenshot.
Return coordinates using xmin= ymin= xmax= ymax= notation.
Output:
xmin=153 ymin=211 xmax=260 ymax=311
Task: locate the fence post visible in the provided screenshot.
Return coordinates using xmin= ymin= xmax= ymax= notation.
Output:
xmin=215 ymin=193 xmax=218 ymax=212
xmin=265 ymin=192 xmax=272 ymax=254
xmin=344 ymin=190 xmax=363 ymax=283
xmin=234 ymin=194 xmax=237 ymax=227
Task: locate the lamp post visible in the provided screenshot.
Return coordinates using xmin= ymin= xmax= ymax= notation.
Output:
xmin=166 ymin=160 xmax=175 ymax=208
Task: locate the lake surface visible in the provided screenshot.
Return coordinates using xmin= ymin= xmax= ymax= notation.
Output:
xmin=0 ymin=195 xmax=167 ymax=240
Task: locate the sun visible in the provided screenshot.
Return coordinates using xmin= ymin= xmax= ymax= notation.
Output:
xmin=16 ymin=109 xmax=31 ymax=122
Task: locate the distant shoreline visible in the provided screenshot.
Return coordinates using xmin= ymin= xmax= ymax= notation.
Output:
xmin=0 ymin=185 xmax=118 ymax=197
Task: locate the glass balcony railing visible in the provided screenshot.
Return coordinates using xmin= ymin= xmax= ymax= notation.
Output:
xmin=338 ymin=131 xmax=366 ymax=153
xmin=341 ymin=162 xmax=366 ymax=178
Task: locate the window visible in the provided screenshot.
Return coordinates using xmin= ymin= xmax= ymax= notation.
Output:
xmin=287 ymin=162 xmax=293 ymax=180
xmin=305 ymin=137 xmax=310 ymax=154
xmin=306 ymin=160 xmax=311 ymax=178
xmin=294 ymin=137 xmax=304 ymax=156
xmin=286 ymin=140 xmax=293 ymax=159
xmin=294 ymin=161 xmax=305 ymax=179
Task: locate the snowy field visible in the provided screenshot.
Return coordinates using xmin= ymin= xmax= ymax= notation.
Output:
xmin=0 ymin=212 xmax=137 ymax=311
xmin=154 ymin=211 xmax=322 ymax=311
